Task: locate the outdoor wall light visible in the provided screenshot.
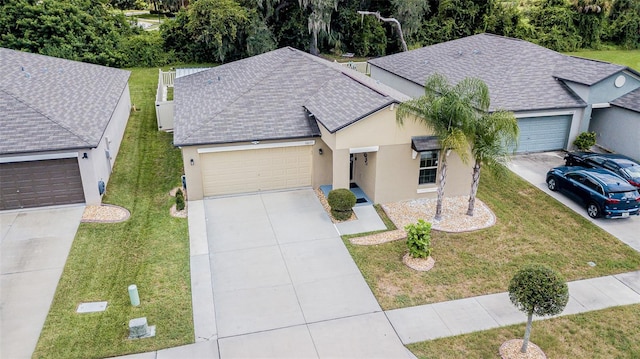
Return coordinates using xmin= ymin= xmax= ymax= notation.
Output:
xmin=82 ymin=152 xmax=89 ymax=159
xmin=318 ymin=148 xmax=323 ymax=155
xmin=190 ymin=158 xmax=195 ymax=166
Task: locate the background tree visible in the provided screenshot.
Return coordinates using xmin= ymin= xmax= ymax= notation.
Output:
xmin=391 ymin=0 xmax=430 ymax=46
xmin=185 ymin=0 xmax=249 ymax=63
xmin=396 ymin=73 xmax=473 ymax=221
xmin=572 ymin=0 xmax=606 ymax=48
xmin=508 ymin=264 xmax=569 ymax=353
xmin=604 ymin=0 xmax=640 ymax=49
xmin=465 ymin=108 xmax=519 ymax=216
xmin=298 ymin=0 xmax=338 ymax=55
xmin=525 ymin=0 xmax=582 ymax=51
xmin=0 ymin=0 xmax=135 ymax=66
xmin=420 ymin=0 xmax=491 ymax=45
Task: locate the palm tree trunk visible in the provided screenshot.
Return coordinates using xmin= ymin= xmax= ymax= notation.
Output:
xmin=466 ymin=160 xmax=481 ymax=216
xmin=521 ymin=312 xmax=533 ymax=353
xmin=435 ymin=151 xmax=448 ymax=221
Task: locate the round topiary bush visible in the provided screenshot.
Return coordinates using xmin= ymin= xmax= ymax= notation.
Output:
xmin=327 ymin=188 xmax=356 ymax=220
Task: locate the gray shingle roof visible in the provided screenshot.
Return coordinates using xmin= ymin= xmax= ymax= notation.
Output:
xmin=411 ymin=136 xmax=440 ymax=152
xmin=367 ymin=34 xmax=632 ymax=112
xmin=173 ymin=47 xmax=409 ymax=146
xmin=612 ymin=88 xmax=640 ymax=113
xmin=0 ymin=48 xmax=130 ymax=155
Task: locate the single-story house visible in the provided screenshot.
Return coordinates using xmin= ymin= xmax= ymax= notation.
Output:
xmin=0 ymin=48 xmax=131 ymax=210
xmin=368 ymin=33 xmax=640 ymax=158
xmin=173 ymin=47 xmax=472 ymax=202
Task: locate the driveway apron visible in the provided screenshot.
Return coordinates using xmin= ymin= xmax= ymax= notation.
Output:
xmin=0 ymin=206 xmax=84 ymax=359
xmin=204 ymin=189 xmax=412 ymax=358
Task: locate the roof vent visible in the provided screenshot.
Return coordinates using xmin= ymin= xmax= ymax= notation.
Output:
xmin=457 ymin=50 xmax=463 ymax=57
xmin=423 ymin=60 xmax=429 ymax=65
xmin=24 ymin=72 xmax=31 ymax=79
xmin=473 ymin=49 xmax=481 ymax=55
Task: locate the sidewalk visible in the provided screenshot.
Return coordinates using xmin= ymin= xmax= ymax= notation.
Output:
xmin=386 ymin=271 xmax=640 ymax=344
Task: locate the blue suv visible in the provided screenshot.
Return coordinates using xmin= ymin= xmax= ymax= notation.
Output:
xmin=546 ymin=166 xmax=640 ymax=219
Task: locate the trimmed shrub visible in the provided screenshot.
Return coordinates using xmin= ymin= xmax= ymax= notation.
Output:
xmin=573 ymin=131 xmax=596 ymax=151
xmin=405 ymin=219 xmax=432 ymax=259
xmin=327 ymin=188 xmax=356 ymax=220
xmin=175 ymin=188 xmax=185 ymax=211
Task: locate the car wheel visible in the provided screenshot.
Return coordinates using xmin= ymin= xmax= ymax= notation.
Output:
xmin=547 ymin=177 xmax=558 ymax=191
xmin=587 ymin=202 xmax=601 ymax=218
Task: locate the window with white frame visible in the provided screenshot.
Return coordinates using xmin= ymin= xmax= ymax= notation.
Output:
xmin=418 ymin=151 xmax=438 ymax=184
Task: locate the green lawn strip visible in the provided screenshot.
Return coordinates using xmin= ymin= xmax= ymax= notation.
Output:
xmin=33 ymin=68 xmax=192 ymax=359
xmin=407 ymin=304 xmax=640 ymax=359
xmin=343 ymin=167 xmax=640 ymax=310
xmin=565 ymin=49 xmax=640 ymax=71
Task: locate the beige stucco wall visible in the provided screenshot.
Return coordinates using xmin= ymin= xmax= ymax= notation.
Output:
xmin=313 ymin=139 xmax=333 ymax=188
xmin=318 ymin=104 xmax=472 ymax=204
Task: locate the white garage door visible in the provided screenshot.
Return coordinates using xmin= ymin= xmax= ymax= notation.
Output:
xmin=201 ymin=145 xmax=312 ymax=196
xmin=516 ymin=115 xmax=572 ymax=153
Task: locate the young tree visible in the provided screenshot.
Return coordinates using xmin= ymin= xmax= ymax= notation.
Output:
xmin=397 ymin=73 xmax=483 ymax=221
xmin=508 ymin=264 xmax=569 ymax=353
xmin=465 ymin=109 xmax=518 ymax=216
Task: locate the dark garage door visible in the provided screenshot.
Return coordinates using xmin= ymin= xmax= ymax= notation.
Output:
xmin=517 ymin=115 xmax=572 ymax=153
xmin=0 ymin=158 xmax=85 ymax=210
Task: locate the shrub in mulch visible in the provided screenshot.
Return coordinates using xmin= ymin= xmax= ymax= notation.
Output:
xmin=328 ymin=188 xmax=356 ymax=221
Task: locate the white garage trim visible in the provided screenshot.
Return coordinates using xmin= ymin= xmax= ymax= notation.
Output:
xmin=350 ymin=146 xmax=379 ymax=154
xmin=0 ymin=152 xmax=79 ymax=163
xmin=198 ymin=140 xmax=315 ymax=154
xmin=514 ymin=110 xmax=576 ymax=118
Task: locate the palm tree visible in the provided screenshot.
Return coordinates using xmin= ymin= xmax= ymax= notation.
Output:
xmin=397 ymin=73 xmax=486 ymax=221
xmin=465 ymin=110 xmax=519 ymax=216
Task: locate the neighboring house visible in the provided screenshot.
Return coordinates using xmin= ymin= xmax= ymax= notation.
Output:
xmin=368 ymin=33 xmax=640 ymax=157
xmin=173 ymin=47 xmax=471 ymax=203
xmin=0 ymin=48 xmax=131 ymax=210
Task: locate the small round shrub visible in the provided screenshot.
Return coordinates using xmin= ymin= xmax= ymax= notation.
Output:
xmin=573 ymin=131 xmax=596 ymax=151
xmin=176 ymin=188 xmax=185 ymax=211
xmin=405 ymin=219 xmax=432 ymax=259
xmin=327 ymin=188 xmax=356 ymax=220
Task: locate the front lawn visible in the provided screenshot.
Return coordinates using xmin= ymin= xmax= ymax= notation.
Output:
xmin=33 ymin=68 xmax=192 ymax=359
xmin=566 ymin=49 xmax=640 ymax=71
xmin=408 ymin=304 xmax=640 ymax=358
xmin=344 ymin=167 xmax=640 ymax=310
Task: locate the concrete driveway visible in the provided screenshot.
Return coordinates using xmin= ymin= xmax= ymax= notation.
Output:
xmin=1 ymin=205 xmax=84 ymax=359
xmin=509 ymin=151 xmax=640 ymax=251
xmin=204 ymin=189 xmax=413 ymax=358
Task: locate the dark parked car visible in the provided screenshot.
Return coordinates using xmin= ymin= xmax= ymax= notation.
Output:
xmin=546 ymin=166 xmax=640 ymax=219
xmin=564 ymin=152 xmax=640 ymax=188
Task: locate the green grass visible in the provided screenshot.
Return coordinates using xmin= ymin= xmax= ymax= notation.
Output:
xmin=343 ymin=167 xmax=640 ymax=310
xmin=408 ymin=304 xmax=640 ymax=358
xmin=565 ymin=49 xmax=640 ymax=71
xmin=33 ymin=68 xmax=192 ymax=359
